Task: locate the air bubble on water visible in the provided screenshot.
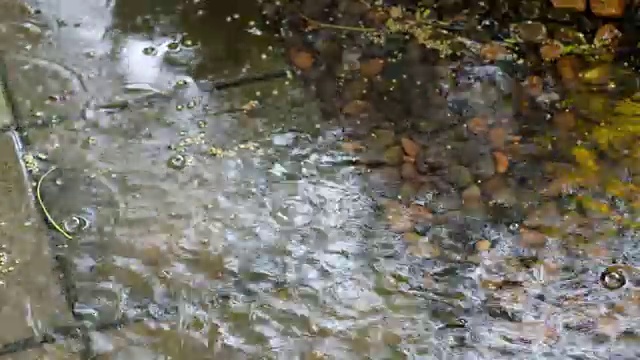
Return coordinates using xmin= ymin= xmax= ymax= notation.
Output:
xmin=167 ymin=154 xmax=188 ymax=170
xmin=600 ymin=267 xmax=626 ymax=290
xmin=181 ymin=38 xmax=195 ymax=48
xmin=142 ymin=46 xmax=157 ymax=56
xmin=63 ymin=215 xmax=90 ymax=234
xmin=167 ymin=42 xmax=180 ymax=51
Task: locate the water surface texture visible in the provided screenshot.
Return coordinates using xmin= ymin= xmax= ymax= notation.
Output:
xmin=1 ymin=0 xmax=640 ymax=359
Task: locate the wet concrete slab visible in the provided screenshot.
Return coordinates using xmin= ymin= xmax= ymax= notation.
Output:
xmin=0 ymin=78 xmax=11 ymax=130
xmin=0 ymin=128 xmax=75 ymax=353
xmin=3 ymin=342 xmax=82 ymax=360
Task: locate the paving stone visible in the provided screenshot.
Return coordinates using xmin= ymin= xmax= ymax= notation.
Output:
xmin=0 ymin=131 xmax=75 ymax=352
xmin=88 ymin=323 xmax=244 ymax=360
xmin=2 ymin=341 xmax=83 ymax=360
xmin=0 ymin=77 xmax=12 ymax=129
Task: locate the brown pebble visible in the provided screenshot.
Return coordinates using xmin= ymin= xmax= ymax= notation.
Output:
xmin=489 ymin=127 xmax=507 ymax=149
xmin=475 ymin=239 xmax=491 ymax=252
xmin=481 ymin=175 xmax=505 ymax=194
xmin=520 ymin=227 xmax=548 ymax=248
xmin=289 ymin=49 xmax=314 ymax=70
xmin=341 ymin=141 xmax=365 ymax=153
xmin=409 ymin=203 xmax=433 ymax=222
xmin=590 ymin=0 xmax=625 ymax=18
xmin=480 ymin=42 xmax=511 ymax=62
xmin=524 ymin=76 xmax=544 ymax=97
xmin=360 ymin=58 xmax=385 ymax=78
xmin=386 ymin=208 xmax=413 ymax=233
xmin=513 ymin=21 xmax=548 ymax=43
xmin=400 ymin=137 xmax=420 ymax=158
xmin=406 ymin=242 xmax=441 ymax=258
xmin=365 ymin=9 xmax=389 ymax=26
xmin=612 ymin=302 xmax=625 ymax=314
xmin=553 ymin=110 xmax=577 ymax=131
xmin=462 ymin=184 xmax=482 ymax=204
xmin=401 ymin=162 xmax=420 ymax=180
xmin=580 ymin=63 xmax=612 ymax=85
xmin=540 ymin=40 xmax=564 ymax=61
xmin=551 ymin=0 xmax=586 ymax=11
xmin=403 ymin=232 xmax=422 ymax=244
xmin=423 ymin=273 xmax=436 ymax=287
xmin=493 ymin=151 xmax=509 ymax=173
xmin=524 ymin=202 xmax=561 ymax=228
xmin=586 ymin=243 xmax=609 ymax=258
xmin=594 ymin=23 xmax=621 ymax=47
xmin=542 ymin=175 xmax=578 ymax=197
xmin=342 ymin=100 xmax=372 ymax=116
xmin=388 ymin=216 xmax=413 ymax=233
xmin=384 ymin=146 xmax=404 ymax=166
xmin=544 ymin=260 xmax=561 ymax=275
xmin=557 ymin=56 xmax=580 ymax=88
xmin=467 ymin=117 xmax=489 ymax=134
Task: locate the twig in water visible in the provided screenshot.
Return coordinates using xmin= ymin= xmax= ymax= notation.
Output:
xmin=205 ymin=69 xmax=291 ymax=91
xmin=36 ymin=166 xmax=74 ymax=240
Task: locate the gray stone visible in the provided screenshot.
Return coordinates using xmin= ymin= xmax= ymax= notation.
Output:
xmin=0 ymin=131 xmax=74 ymax=349
xmin=446 ymin=165 xmax=473 ymax=189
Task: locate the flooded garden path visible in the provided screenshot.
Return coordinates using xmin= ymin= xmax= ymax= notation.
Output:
xmin=0 ymin=0 xmax=640 ymax=359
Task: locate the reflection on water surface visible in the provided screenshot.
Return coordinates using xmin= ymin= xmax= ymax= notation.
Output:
xmin=0 ymin=0 xmax=640 ymax=359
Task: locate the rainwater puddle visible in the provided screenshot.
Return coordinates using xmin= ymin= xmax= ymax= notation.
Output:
xmin=1 ymin=0 xmax=640 ymax=359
